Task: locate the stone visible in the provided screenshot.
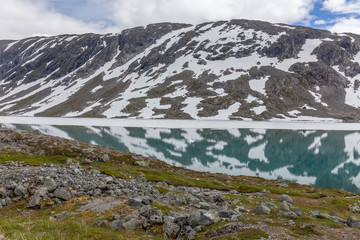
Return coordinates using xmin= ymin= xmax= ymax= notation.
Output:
xmin=162 ymin=217 xmax=180 ymax=239
xmin=188 ymin=210 xmax=219 ymax=228
xmin=350 ymin=201 xmax=360 ymax=214
xmin=136 ymin=175 xmax=147 ymax=183
xmin=122 ymin=218 xmax=141 ymax=230
xmin=347 ymin=216 xmax=360 ymax=228
xmin=282 ymin=212 xmax=297 ymax=219
xmin=110 ymin=220 xmax=124 ymax=230
xmin=234 ymin=206 xmax=246 ymax=212
xmin=149 ymin=214 xmax=164 ymax=225
xmin=279 ymin=201 xmax=290 ymax=211
xmin=134 ymin=160 xmax=149 ymax=167
xmin=0 ymin=188 xmax=7 ymax=198
xmin=53 ymin=188 xmax=72 ymax=201
xmin=219 ymin=210 xmax=236 ymax=218
xmin=82 ymin=158 xmax=92 ymax=164
xmin=27 ymin=195 xmax=41 ymax=208
xmin=95 ymin=220 xmax=110 ymax=228
xmin=254 ymin=205 xmax=271 ymax=215
xmin=14 ymin=185 xmax=28 ymax=198
xmin=49 ymin=211 xmax=67 ymax=221
xmin=43 ymin=179 xmax=57 ymax=192
xmin=280 ymin=194 xmax=293 ymax=205
xmin=99 ymin=154 xmax=110 ymax=162
xmin=309 ymin=209 xmax=320 ymax=217
xmin=128 ymin=197 xmax=143 ymax=208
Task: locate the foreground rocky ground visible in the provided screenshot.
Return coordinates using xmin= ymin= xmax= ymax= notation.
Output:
xmin=1 ymin=126 xmax=360 ymax=239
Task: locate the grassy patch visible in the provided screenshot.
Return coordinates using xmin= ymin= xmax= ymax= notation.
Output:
xmin=151 ymin=202 xmax=174 ymax=215
xmin=0 ymin=154 xmax=68 ymax=166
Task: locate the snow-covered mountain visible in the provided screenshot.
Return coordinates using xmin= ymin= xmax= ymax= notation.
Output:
xmin=1 ymin=19 xmax=360 ymax=121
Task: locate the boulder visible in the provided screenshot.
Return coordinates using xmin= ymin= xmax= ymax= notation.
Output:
xmin=350 ymin=201 xmax=360 ymax=214
xmin=347 ymin=216 xmax=360 ymax=228
xmin=254 ymin=205 xmax=271 ymax=214
xmin=122 ymin=218 xmax=141 ymax=230
xmin=279 ymin=201 xmax=290 ymax=211
xmin=162 ymin=216 xmax=180 ymax=239
xmin=188 ymin=210 xmax=219 ymax=228
xmin=53 ymin=188 xmax=72 ymax=201
xmin=14 ymin=185 xmax=28 ymax=198
xmin=110 ymin=220 xmax=124 ymax=230
xmin=280 ymin=194 xmax=293 ymax=205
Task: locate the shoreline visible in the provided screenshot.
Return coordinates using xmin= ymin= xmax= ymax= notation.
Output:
xmin=2 ymin=116 xmax=360 ymax=131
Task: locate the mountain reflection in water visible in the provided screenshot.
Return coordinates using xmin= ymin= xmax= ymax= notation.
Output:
xmin=10 ymin=124 xmax=360 ymax=193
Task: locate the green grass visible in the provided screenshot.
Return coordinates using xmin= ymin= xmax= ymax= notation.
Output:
xmin=0 ymin=154 xmax=68 ymax=166
xmin=151 ymin=202 xmax=174 ymax=215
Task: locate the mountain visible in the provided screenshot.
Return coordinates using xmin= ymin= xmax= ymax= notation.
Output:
xmin=1 ymin=19 xmax=360 ymax=121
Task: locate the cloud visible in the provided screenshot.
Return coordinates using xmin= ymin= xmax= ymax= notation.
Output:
xmin=93 ymin=0 xmax=316 ymax=28
xmin=0 ymin=0 xmax=113 ymax=40
xmin=323 ymin=0 xmax=360 ymax=14
xmin=327 ymin=16 xmax=360 ymax=34
xmin=314 ymin=19 xmax=328 ymax=25
xmin=1 ymin=0 xmax=317 ymax=40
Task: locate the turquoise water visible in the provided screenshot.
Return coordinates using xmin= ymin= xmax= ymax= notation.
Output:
xmin=11 ymin=124 xmax=360 ymax=193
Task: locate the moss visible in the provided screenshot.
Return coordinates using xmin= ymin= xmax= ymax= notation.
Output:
xmin=290 ymin=225 xmax=322 ymax=237
xmin=234 ymin=229 xmax=269 ymax=240
xmin=151 ymin=202 xmax=173 ymax=215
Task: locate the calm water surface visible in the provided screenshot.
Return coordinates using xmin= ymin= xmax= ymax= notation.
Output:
xmin=9 ymin=124 xmax=360 ymax=193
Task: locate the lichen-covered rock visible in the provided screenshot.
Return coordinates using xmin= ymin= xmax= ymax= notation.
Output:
xmin=254 ymin=204 xmax=271 ymax=215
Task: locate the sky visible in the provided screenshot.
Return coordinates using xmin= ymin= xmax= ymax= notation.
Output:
xmin=2 ymin=0 xmax=360 ymax=40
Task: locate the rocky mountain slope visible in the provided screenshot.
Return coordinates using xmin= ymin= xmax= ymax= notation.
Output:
xmin=1 ymin=19 xmax=360 ymax=121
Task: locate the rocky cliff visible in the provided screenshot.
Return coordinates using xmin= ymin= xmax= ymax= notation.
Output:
xmin=1 ymin=19 xmax=360 ymax=121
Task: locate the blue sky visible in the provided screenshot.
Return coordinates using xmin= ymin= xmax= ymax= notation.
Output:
xmin=2 ymin=0 xmax=360 ymax=39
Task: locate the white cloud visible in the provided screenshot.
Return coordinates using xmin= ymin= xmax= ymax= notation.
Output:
xmin=93 ymin=0 xmax=316 ymax=28
xmin=327 ymin=16 xmax=360 ymax=34
xmin=1 ymin=0 xmax=317 ymax=40
xmin=0 ymin=0 xmax=113 ymax=40
xmin=314 ymin=19 xmax=327 ymax=25
xmin=323 ymin=0 xmax=360 ymax=14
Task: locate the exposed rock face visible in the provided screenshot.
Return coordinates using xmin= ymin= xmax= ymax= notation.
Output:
xmin=2 ymin=19 xmax=360 ymax=121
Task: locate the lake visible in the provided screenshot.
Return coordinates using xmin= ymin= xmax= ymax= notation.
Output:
xmin=3 ymin=118 xmax=360 ymax=193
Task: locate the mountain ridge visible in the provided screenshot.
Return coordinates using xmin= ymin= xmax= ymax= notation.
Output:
xmin=1 ymin=19 xmax=360 ymax=121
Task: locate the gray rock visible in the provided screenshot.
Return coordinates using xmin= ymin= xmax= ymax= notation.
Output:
xmin=350 ymin=201 xmax=360 ymax=214
xmin=99 ymin=154 xmax=110 ymax=162
xmin=280 ymin=194 xmax=293 ymax=205
xmin=219 ymin=210 xmax=236 ymax=218
xmin=110 ymin=219 xmax=124 ymax=230
xmin=291 ymin=207 xmax=305 ymax=216
xmin=0 ymin=188 xmax=7 ymax=198
xmin=263 ymin=201 xmax=278 ymax=209
xmin=149 ymin=214 xmax=164 ymax=225
xmin=188 ymin=210 xmax=219 ymax=227
xmin=134 ymin=160 xmax=149 ymax=167
xmin=128 ymin=197 xmax=143 ymax=207
xmin=309 ymin=209 xmax=320 ymax=217
xmin=14 ymin=185 xmax=28 ymax=198
xmin=282 ymin=211 xmax=297 ymax=219
xmin=279 ymin=201 xmax=290 ymax=211
xmin=95 ymin=220 xmax=111 ymax=228
xmin=234 ymin=206 xmax=246 ymax=213
xmin=254 ymin=205 xmax=271 ymax=214
xmin=49 ymin=211 xmax=67 ymax=221
xmin=162 ymin=216 xmax=180 ymax=239
xmin=122 ymin=218 xmax=141 ymax=230
xmin=347 ymin=216 xmax=360 ymax=228
xmin=27 ymin=194 xmax=41 ymax=208
xmin=43 ymin=179 xmax=57 ymax=192
xmin=53 ymin=188 xmax=72 ymax=201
